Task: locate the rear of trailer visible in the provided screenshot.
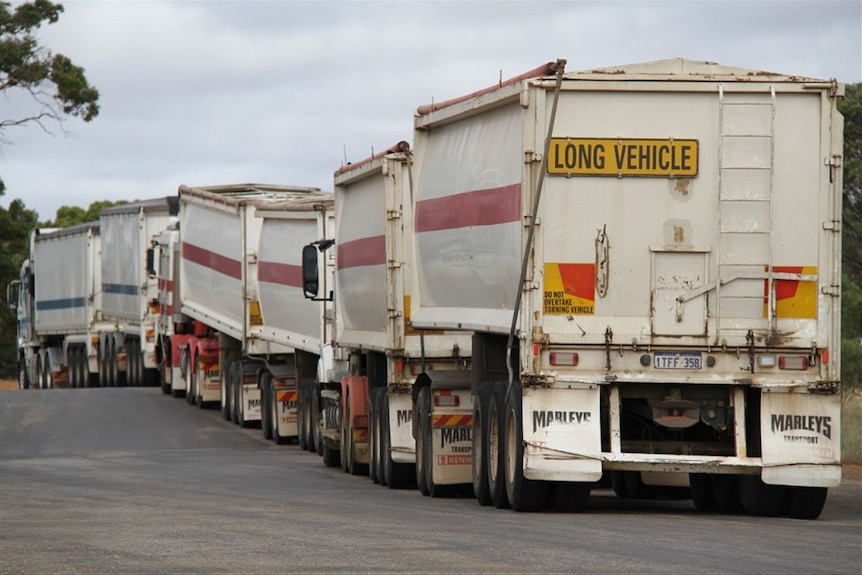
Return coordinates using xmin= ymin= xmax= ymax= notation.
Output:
xmin=306 ymin=142 xmax=473 ymax=489
xmin=254 ymin=195 xmax=334 ymax=444
xmin=411 ymin=58 xmax=843 ymax=518
xmin=28 ymin=223 xmax=111 ymax=388
xmin=171 ymin=184 xmax=322 ymax=427
xmin=100 ymin=197 xmax=178 ymax=387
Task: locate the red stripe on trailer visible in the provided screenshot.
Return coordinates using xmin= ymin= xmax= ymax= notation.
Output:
xmin=182 ymin=241 xmax=241 ymax=279
xmin=337 ymin=236 xmax=385 ymax=270
xmin=415 ymin=184 xmax=521 ymax=233
xmin=277 ymin=390 xmax=297 ymax=403
xmin=258 ymin=261 xmax=302 ymax=287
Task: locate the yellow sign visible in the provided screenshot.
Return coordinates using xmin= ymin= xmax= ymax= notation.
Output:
xmin=544 ymin=263 xmax=595 ymax=315
xmin=548 ymin=138 xmax=698 ymax=177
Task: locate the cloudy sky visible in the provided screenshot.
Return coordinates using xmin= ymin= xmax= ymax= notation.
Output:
xmin=1 ymin=0 xmax=860 ymax=222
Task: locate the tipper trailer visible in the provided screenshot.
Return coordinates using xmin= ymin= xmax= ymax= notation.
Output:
xmin=409 ymin=58 xmax=844 ymax=518
xmin=6 ymin=223 xmax=113 ymax=389
xmin=301 ymin=142 xmax=473 ymax=492
xmin=158 ymin=184 xmax=325 ymax=436
xmin=98 ymin=197 xmax=179 ymax=387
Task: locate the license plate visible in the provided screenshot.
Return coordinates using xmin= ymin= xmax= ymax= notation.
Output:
xmin=654 ymin=352 xmax=702 ymax=370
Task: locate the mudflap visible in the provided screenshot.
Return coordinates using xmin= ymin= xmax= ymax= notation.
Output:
xmin=760 ymin=389 xmax=842 ymax=487
xmin=274 ymin=378 xmax=298 ymax=438
xmin=521 ymin=385 xmax=603 ymax=482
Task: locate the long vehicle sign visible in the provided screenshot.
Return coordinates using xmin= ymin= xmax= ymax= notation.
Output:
xmin=548 ymin=138 xmax=698 ymax=177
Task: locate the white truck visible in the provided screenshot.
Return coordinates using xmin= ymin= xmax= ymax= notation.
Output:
xmin=301 ymin=142 xmax=474 ymax=493
xmin=409 ymin=58 xmax=844 ymax=518
xmin=158 ymin=184 xmax=324 ymax=435
xmin=6 ymin=223 xmax=111 ymax=389
xmin=98 ymin=198 xmax=178 ymax=387
xmin=253 ymin=195 xmax=335 ymax=445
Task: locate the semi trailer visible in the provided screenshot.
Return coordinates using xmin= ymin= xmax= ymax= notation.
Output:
xmin=409 ymin=58 xmax=844 ymax=518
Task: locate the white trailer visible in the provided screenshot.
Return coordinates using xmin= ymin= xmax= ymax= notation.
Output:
xmin=410 ymin=58 xmax=843 ymax=518
xmin=99 ymin=197 xmax=178 ymax=387
xmin=300 ymin=142 xmax=473 ymax=492
xmin=163 ymin=184 xmax=323 ymax=432
xmin=253 ymin=195 xmax=335 ymax=445
xmin=6 ymin=223 xmax=112 ymax=389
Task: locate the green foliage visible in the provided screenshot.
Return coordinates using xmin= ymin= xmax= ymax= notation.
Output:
xmin=0 ymin=193 xmax=39 ymax=377
xmin=839 ymin=83 xmax=861 ymax=282
xmin=41 ymin=199 xmax=128 ymax=227
xmin=0 ymin=0 xmax=100 ymax=136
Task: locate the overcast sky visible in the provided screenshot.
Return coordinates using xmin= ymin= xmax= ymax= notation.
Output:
xmin=1 ymin=0 xmax=860 ymax=222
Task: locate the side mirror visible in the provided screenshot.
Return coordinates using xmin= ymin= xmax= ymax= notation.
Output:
xmin=302 ymin=244 xmax=319 ymax=299
xmin=146 ymin=247 xmax=157 ymax=278
xmin=6 ymin=280 xmax=20 ymax=314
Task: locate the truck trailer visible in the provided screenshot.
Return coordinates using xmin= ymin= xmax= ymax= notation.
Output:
xmin=98 ymin=197 xmax=179 ymax=387
xmin=158 ymin=184 xmax=325 ymax=435
xmin=302 ymin=142 xmax=474 ymax=492
xmin=6 ymin=223 xmax=112 ymax=389
xmin=409 ymin=58 xmax=844 ymax=518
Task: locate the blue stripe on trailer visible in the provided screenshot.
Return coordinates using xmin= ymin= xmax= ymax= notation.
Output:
xmin=103 ymin=283 xmax=139 ymax=295
xmin=36 ymin=297 xmax=86 ymax=310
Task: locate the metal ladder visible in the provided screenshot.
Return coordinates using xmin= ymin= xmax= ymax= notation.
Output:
xmin=715 ymin=84 xmax=776 ymax=343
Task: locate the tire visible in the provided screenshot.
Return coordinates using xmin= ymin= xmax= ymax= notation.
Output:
xmin=738 ymin=475 xmax=786 ymax=517
xmin=370 ymin=388 xmax=381 ymax=485
xmin=623 ymin=471 xmax=652 ymax=500
xmin=505 ymin=380 xmax=547 ymax=512
xmin=690 ymin=473 xmax=717 ymax=511
xmin=68 ymin=347 xmax=79 ymax=389
xmin=194 ymin=360 xmax=206 ymax=408
xmin=415 ymin=386 xmax=430 ymax=496
xmin=711 ymin=474 xmax=743 ymax=514
xmin=472 ymin=382 xmax=493 ymax=506
xmin=322 ymin=442 xmax=340 ymax=467
xmin=297 ymin=383 xmax=309 ymax=450
xmin=611 ymin=471 xmax=629 ymax=499
xmin=220 ymin=360 xmax=232 ymax=418
xmin=35 ymin=354 xmax=43 ymax=390
xmin=550 ymin=481 xmax=591 ymax=513
xmin=42 ymin=353 xmax=52 ymax=389
xmin=77 ymin=346 xmax=87 ymax=389
xmin=127 ymin=340 xmax=138 ymax=387
xmin=231 ymin=363 xmax=241 ymax=425
xmin=783 ymin=486 xmax=828 ymax=520
xmin=113 ymin=339 xmax=126 ymax=387
xmin=18 ymin=355 xmax=29 ymax=390
xmin=261 ymin=373 xmax=273 ymax=440
xmin=488 ymin=383 xmax=510 ymax=509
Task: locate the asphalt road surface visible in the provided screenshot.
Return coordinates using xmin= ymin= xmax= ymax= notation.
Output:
xmin=1 ymin=388 xmax=860 ymax=574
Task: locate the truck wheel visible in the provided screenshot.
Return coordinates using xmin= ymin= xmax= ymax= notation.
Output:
xmin=260 ymin=373 xmax=273 ymax=440
xmin=505 ymin=380 xmax=547 ymax=511
xmin=68 ymin=347 xmax=79 ymax=389
xmin=783 ymin=486 xmax=828 ymax=520
xmin=220 ymin=360 xmax=232 ymax=417
xmin=711 ymin=474 xmax=743 ymax=514
xmin=369 ymin=388 xmax=381 ymax=484
xmin=296 ymin=384 xmax=308 ymax=450
xmin=42 ymin=353 xmax=52 ymax=389
xmin=126 ymin=340 xmax=138 ymax=387
xmin=76 ymin=346 xmax=87 ymax=389
xmin=550 ymin=481 xmax=591 ymax=513
xmin=738 ymin=475 xmax=786 ymax=517
xmin=689 ymin=473 xmax=716 ymax=511
xmin=415 ymin=386 xmax=430 ymax=496
xmin=376 ymin=390 xmax=388 ymax=486
xmin=488 ymin=383 xmax=510 ymax=509
xmin=194 ymin=360 xmax=207 ymax=408
xmin=472 ymin=382 xmax=492 ymax=506
xmin=18 ymin=356 xmax=29 ymax=390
